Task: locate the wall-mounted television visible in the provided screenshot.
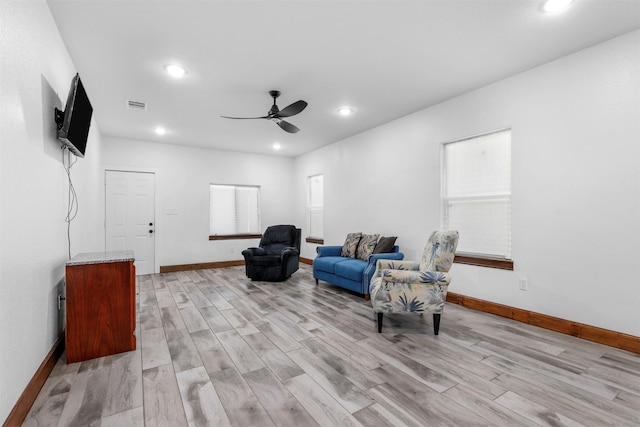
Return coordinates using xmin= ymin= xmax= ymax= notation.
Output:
xmin=55 ymin=73 xmax=93 ymax=157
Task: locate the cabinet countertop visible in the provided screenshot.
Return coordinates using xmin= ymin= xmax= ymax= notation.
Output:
xmin=66 ymin=250 xmax=135 ymax=266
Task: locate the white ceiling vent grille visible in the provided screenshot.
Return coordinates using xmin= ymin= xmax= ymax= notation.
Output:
xmin=127 ymin=100 xmax=147 ymax=110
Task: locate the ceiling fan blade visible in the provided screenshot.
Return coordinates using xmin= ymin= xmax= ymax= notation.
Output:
xmin=220 ymin=115 xmax=269 ymax=120
xmin=277 ymin=120 xmax=300 ymax=133
xmin=272 ymin=100 xmax=307 ymax=118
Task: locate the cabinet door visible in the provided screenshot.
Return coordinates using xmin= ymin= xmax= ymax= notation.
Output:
xmin=65 ymin=261 xmax=135 ymax=363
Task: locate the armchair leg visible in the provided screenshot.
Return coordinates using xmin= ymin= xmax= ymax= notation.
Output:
xmin=315 ymin=278 xmax=318 ymax=285
xmin=377 ymin=313 xmax=383 ymax=333
xmin=433 ymin=313 xmax=441 ymax=335
xmin=364 ymin=293 xmax=370 ymax=301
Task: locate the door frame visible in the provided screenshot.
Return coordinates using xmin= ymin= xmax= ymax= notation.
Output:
xmin=103 ymin=166 xmax=159 ymax=274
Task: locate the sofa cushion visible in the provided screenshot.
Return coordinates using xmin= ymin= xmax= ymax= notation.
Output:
xmin=341 ymin=232 xmax=362 ymax=258
xmin=356 ymin=234 xmax=380 ymax=260
xmin=373 ymin=236 xmax=397 ymax=254
xmin=334 ymin=258 xmax=367 ymax=282
xmin=313 ymin=256 xmax=347 ymax=274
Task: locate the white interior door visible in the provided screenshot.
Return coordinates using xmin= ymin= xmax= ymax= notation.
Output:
xmin=105 ymin=170 xmax=155 ymax=275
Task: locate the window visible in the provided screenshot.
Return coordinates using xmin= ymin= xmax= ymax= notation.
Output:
xmin=209 ymin=184 xmax=260 ymax=238
xmin=442 ymin=129 xmax=512 ymax=264
xmin=307 ymin=174 xmax=324 ymax=243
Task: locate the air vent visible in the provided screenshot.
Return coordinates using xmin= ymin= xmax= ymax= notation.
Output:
xmin=127 ymin=100 xmax=147 ymax=110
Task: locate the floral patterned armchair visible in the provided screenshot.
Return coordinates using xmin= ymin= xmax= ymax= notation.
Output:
xmin=369 ymin=230 xmax=459 ymax=334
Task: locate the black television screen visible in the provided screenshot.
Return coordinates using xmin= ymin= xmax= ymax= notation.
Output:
xmin=55 ymin=73 xmax=93 ymax=157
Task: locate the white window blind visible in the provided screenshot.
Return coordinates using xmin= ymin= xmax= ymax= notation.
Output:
xmin=307 ymin=174 xmax=324 ymax=239
xmin=442 ymin=129 xmax=511 ymax=259
xmin=209 ymin=184 xmax=260 ymax=235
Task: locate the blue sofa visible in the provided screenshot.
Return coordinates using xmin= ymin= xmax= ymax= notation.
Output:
xmin=313 ymin=245 xmax=404 ymax=299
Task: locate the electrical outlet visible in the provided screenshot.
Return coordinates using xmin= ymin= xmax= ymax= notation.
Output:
xmin=518 ymin=278 xmax=528 ymax=291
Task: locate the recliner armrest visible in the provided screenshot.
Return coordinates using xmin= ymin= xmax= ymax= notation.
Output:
xmin=242 ymin=247 xmax=266 ymax=259
xmin=281 ymin=247 xmax=300 ymax=258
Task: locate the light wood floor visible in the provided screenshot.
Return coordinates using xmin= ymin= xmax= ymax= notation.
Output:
xmin=24 ymin=264 xmax=639 ymax=426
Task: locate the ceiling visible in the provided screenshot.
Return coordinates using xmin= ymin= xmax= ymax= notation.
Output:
xmin=47 ymin=0 xmax=640 ymax=157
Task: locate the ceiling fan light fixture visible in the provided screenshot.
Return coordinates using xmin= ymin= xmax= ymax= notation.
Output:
xmin=541 ymin=0 xmax=574 ymax=14
xmin=338 ymin=106 xmax=354 ymax=116
xmin=164 ymin=64 xmax=186 ymax=78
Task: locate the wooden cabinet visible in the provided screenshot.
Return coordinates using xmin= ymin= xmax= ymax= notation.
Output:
xmin=65 ymin=251 xmax=136 ymax=363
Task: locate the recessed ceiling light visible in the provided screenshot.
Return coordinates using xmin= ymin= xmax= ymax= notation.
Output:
xmin=337 ymin=106 xmax=354 ymax=116
xmin=541 ymin=0 xmax=574 ymax=14
xmin=154 ymin=126 xmax=167 ymax=135
xmin=272 ymin=142 xmax=282 ymax=150
xmin=164 ymin=64 xmax=186 ymax=78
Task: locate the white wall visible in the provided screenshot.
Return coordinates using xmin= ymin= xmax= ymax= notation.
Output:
xmin=100 ymin=138 xmax=295 ymax=269
xmin=0 ymin=0 xmax=105 ymax=421
xmin=294 ymin=30 xmax=640 ymax=336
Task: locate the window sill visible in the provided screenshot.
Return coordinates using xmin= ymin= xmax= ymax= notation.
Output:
xmin=209 ymin=234 xmax=262 ymax=241
xmin=305 ymin=237 xmax=324 ymax=244
xmin=454 ymin=254 xmax=514 ymax=270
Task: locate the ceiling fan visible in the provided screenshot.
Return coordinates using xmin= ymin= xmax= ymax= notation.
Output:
xmin=221 ymin=90 xmax=308 ymax=134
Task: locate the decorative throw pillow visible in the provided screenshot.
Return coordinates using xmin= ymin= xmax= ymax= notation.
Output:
xmin=341 ymin=232 xmax=362 ymax=258
xmin=356 ymin=234 xmax=380 ymax=261
xmin=373 ymin=236 xmax=397 ymax=254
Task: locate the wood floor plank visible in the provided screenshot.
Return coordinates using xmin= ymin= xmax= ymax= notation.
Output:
xmin=175 ymin=366 xmax=232 ymax=427
xmin=210 ymin=367 xmax=275 ymax=426
xmin=102 ymin=350 xmax=143 ymax=417
xmin=252 ymin=318 xmax=304 ymax=353
xmin=55 ymin=365 xmax=110 ymax=427
xmin=287 ymin=347 xmax=375 ymax=413
xmin=301 ymin=337 xmax=382 ymax=391
xmin=357 ymin=337 xmax=458 ymax=393
xmin=283 ymin=373 xmax=364 ymax=427
xmin=477 ymin=340 xmax=621 ymax=400
xmin=141 ymin=327 xmax=172 ymax=371
xmin=160 ymin=305 xmax=187 ymax=332
xmin=442 ymin=384 xmax=540 ymax=427
xmin=100 ymin=406 xmax=144 ymax=427
xmin=215 ymin=329 xmax=266 ymax=374
xmin=265 ymin=311 xmax=315 ymax=342
xmin=197 ymin=305 xmax=234 ymax=333
xmin=187 ymin=289 xmax=213 ymax=308
xmin=180 ymin=306 xmax=210 ymax=333
xmin=190 ymin=329 xmax=236 ymax=376
xmin=24 ymin=264 xmax=640 ymax=427
xmin=494 ymin=390 xmax=584 ymax=427
xmin=166 ymin=328 xmax=203 ymax=373
xmin=482 ymin=354 xmax=640 ymax=425
xmin=243 ymin=367 xmax=319 ymax=426
xmin=143 ymin=363 xmax=188 ymax=426
xmin=140 ymin=304 xmax=163 ymax=331
xmin=352 ymin=402 xmax=416 ymax=427
xmin=243 ymin=332 xmax=305 ymax=381
xmin=493 ymin=373 xmax=635 ymax=427
xmin=220 ymin=308 xmax=261 ymax=336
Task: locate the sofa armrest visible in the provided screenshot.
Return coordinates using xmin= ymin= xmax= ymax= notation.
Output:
xmin=381 ymin=269 xmax=451 ymax=286
xmin=373 ymin=259 xmax=419 ymax=279
xmin=363 ymin=251 xmax=405 ymax=289
xmin=316 ymin=245 xmax=343 ymax=257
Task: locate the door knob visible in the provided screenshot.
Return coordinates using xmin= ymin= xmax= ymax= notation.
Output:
xmin=149 ymin=222 xmax=153 ymax=226
xmin=149 ymin=230 xmax=154 ymax=234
